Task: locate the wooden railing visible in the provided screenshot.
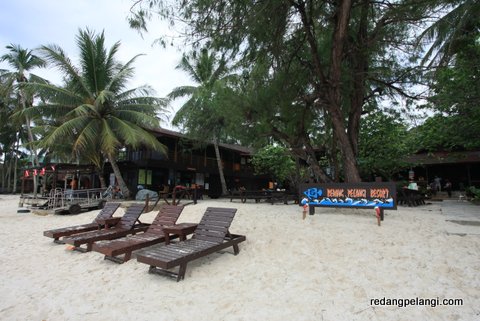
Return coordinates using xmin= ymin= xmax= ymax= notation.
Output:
xmin=121 ymin=150 xmax=253 ymax=173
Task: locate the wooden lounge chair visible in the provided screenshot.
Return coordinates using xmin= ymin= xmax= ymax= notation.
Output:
xmin=136 ymin=207 xmax=246 ymax=281
xmin=91 ymin=205 xmax=184 ymax=263
xmin=62 ymin=203 xmax=147 ymax=252
xmin=43 ymin=202 xmax=121 ymax=244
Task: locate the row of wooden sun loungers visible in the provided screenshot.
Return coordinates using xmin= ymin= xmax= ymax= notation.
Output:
xmin=62 ymin=203 xmax=149 ymax=252
xmin=92 ymin=204 xmax=184 ymax=263
xmin=43 ymin=202 xmax=122 ymax=243
xmin=136 ymin=207 xmax=246 ymax=281
xmin=43 ymin=203 xmax=246 ymax=281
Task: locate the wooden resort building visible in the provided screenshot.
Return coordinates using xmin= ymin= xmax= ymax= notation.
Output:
xmin=106 ymin=128 xmax=267 ymax=198
xmin=406 ymin=150 xmax=480 ymax=191
xmin=19 ymin=128 xmax=267 ymax=197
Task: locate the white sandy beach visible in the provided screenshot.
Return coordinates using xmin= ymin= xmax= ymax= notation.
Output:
xmin=0 ymin=194 xmax=479 ymax=321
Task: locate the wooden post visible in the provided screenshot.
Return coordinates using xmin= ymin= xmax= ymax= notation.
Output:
xmin=375 ymin=206 xmax=384 ymax=226
xmin=172 ymin=186 xmax=177 ymax=206
xmin=174 ymin=139 xmax=178 ymax=162
xmin=21 ymin=177 xmax=25 ymax=197
xmin=145 ymin=194 xmax=150 ymax=212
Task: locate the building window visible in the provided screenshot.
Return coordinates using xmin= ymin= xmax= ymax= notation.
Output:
xmin=138 ymin=169 xmax=152 ymax=185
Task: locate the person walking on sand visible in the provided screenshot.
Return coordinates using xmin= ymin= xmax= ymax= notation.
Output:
xmin=444 ymin=179 xmax=452 ymax=198
xmin=70 ymin=176 xmax=78 ymax=190
xmin=434 ymin=176 xmax=441 ymax=192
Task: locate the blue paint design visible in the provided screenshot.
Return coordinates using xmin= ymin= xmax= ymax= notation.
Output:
xmin=315 ymin=198 xmax=395 ymax=208
xmin=303 ymin=187 xmax=323 ymax=199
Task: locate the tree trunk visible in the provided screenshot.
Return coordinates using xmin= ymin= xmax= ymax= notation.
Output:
xmin=8 ymin=138 xmax=20 ymax=193
xmin=108 ymin=155 xmax=131 ymax=199
xmin=327 ymin=0 xmax=361 ymax=182
xmin=347 ymin=0 xmax=369 ymax=156
xmin=1 ymin=154 xmax=5 ymax=191
xmin=330 ymin=128 xmax=340 ymax=182
xmin=269 ymin=124 xmax=332 ymax=184
xmin=213 ymin=137 xmax=228 ymax=195
xmin=12 ymin=145 xmax=19 ymax=194
xmin=25 ymin=116 xmax=40 ymax=196
xmin=297 ymin=0 xmax=361 ymax=183
xmin=1 ymin=163 xmax=4 ymax=193
xmin=98 ymin=170 xmax=107 ymax=189
xmin=7 ymin=155 xmax=12 ymax=193
xmin=19 ymin=89 xmax=41 ymax=196
xmin=302 ymin=140 xmax=332 ymax=183
xmin=93 ymin=163 xmax=107 ymax=189
xmin=292 ymin=157 xmax=302 ymax=190
xmin=328 ymin=105 xmax=361 ymax=182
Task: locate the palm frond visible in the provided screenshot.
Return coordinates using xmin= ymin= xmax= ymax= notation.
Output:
xmin=115 ymin=85 xmax=150 ymax=101
xmin=107 ymin=116 xmax=166 ymax=153
xmin=176 ymin=55 xmax=202 ymax=83
xmin=167 ymin=85 xmax=197 ymax=100
xmin=107 ymin=54 xmax=143 ymax=93
xmin=72 ymin=118 xmax=103 ymax=153
xmin=42 ymin=115 xmax=91 ymax=148
xmin=418 ymin=1 xmax=480 ymax=66
xmin=114 ymin=109 xmax=160 ymax=129
xmin=39 ymin=44 xmax=94 ymax=99
xmin=1 ymin=44 xmax=46 ymax=71
xmin=171 ymin=96 xmax=199 ymax=126
xmin=21 ymin=82 xmax=84 ymax=117
xmin=118 ymin=99 xmax=166 ymax=115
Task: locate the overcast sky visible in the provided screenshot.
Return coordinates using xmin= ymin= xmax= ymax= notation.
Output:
xmin=0 ymin=0 xmax=192 ymax=129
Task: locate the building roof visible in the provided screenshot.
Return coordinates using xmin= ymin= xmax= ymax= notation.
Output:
xmin=151 ymin=127 xmax=254 ymax=155
xmin=151 ymin=127 xmax=187 ymax=138
xmin=406 ymin=150 xmax=480 ymax=165
xmin=217 ymin=142 xmax=253 ymax=155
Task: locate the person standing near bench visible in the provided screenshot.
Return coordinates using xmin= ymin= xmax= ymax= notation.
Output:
xmin=434 ymin=176 xmax=442 ymax=192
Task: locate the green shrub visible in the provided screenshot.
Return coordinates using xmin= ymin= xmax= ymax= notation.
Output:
xmin=467 ymin=186 xmax=480 ymax=201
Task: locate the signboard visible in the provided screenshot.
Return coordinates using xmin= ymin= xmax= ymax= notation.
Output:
xmin=299 ymin=182 xmax=397 ymax=210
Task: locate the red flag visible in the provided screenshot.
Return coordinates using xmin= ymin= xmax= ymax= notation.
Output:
xmin=40 ymin=168 xmax=46 ymax=175
xmin=33 ymin=169 xmax=38 ymax=176
xmin=24 ymin=170 xmax=30 ymax=177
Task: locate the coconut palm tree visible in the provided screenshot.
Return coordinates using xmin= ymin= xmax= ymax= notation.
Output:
xmin=23 ymin=28 xmax=167 ymax=199
xmin=0 ymin=96 xmax=26 ymax=193
xmin=1 ymin=44 xmax=46 ymax=196
xmin=0 ymin=92 xmax=20 ymax=192
xmin=168 ymin=48 xmax=230 ymax=195
xmin=418 ymin=0 xmax=480 ymax=66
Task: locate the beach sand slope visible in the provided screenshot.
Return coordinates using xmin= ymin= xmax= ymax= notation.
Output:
xmin=0 ymin=195 xmax=479 ymax=321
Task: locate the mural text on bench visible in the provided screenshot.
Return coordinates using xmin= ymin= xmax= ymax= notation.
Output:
xmin=300 ymin=183 xmax=396 ymax=209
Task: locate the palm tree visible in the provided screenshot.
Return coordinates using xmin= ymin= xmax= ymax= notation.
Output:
xmin=168 ymin=48 xmax=230 ymax=195
xmin=0 ymin=105 xmax=25 ymax=193
xmin=24 ymin=28 xmax=167 ymax=199
xmin=0 ymin=92 xmax=19 ymax=192
xmin=418 ymin=0 xmax=480 ymax=66
xmin=1 ymin=44 xmax=46 ymax=196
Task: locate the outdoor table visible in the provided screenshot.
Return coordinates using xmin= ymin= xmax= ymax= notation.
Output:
xmin=95 ymin=217 xmax=121 ymax=229
xmin=162 ymin=223 xmax=198 ymax=245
